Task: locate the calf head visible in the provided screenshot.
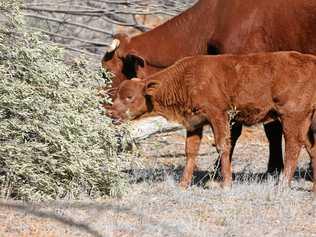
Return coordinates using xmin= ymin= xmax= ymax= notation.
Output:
xmin=107 ymin=79 xmax=147 ymax=123
xmin=102 ymin=33 xmax=146 ymax=91
xmin=107 ymin=78 xmax=161 ymax=124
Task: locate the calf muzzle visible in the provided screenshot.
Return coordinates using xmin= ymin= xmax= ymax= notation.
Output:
xmin=106 ymin=109 xmax=123 ymax=125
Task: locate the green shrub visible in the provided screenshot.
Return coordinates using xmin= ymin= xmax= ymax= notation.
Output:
xmin=0 ymin=0 xmax=132 ymax=200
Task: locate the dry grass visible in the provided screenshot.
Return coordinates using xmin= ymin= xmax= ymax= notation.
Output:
xmin=0 ymin=126 xmax=315 ymax=237
xmin=0 ymin=180 xmax=314 ymax=237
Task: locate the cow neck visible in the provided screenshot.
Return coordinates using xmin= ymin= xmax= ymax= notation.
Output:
xmin=130 ymin=0 xmax=218 ymax=67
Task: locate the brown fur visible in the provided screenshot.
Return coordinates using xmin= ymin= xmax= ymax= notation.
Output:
xmin=102 ymin=0 xmax=316 ymax=91
xmin=109 ymin=52 xmax=316 ymax=192
xmin=103 ymin=0 xmax=316 ymax=175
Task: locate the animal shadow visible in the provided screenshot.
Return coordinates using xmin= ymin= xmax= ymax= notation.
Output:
xmin=124 ymin=164 xmax=313 ymax=188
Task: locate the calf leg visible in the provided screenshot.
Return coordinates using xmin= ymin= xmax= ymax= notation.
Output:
xmin=206 ymin=111 xmax=232 ymax=188
xmin=282 ymin=135 xmax=302 ymax=186
xmin=214 ymin=123 xmax=242 ymax=174
xmin=180 ymin=127 xmax=203 ymax=188
xmin=215 ymin=120 xmax=283 ymax=176
xmin=264 ymin=120 xmax=284 ymax=174
xmin=281 ymin=116 xmax=309 ymax=187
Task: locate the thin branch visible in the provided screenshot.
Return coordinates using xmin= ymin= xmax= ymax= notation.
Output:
xmin=23 ymin=6 xmax=150 ymax=32
xmin=100 ymin=15 xmax=149 ymax=32
xmin=26 ymin=26 xmax=110 ymax=46
xmin=22 ymin=6 xmax=109 ymax=15
xmin=110 ymin=10 xmax=177 ymax=16
xmin=23 ymin=3 xmax=97 ymax=9
xmin=54 ymin=43 xmax=101 ymax=57
xmin=23 ymin=14 xmax=113 ymax=36
xmin=22 ymin=6 xmax=178 ymax=17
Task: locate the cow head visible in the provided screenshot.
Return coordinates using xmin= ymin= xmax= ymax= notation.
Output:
xmin=102 ymin=33 xmax=146 ymax=90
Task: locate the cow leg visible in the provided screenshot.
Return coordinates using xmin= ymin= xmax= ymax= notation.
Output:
xmin=206 ymin=112 xmax=232 ymax=188
xmin=305 ymin=114 xmax=316 ymax=193
xmin=281 ymin=116 xmax=309 ymax=187
xmin=179 ymin=127 xmax=203 ymax=188
xmin=313 ymin=156 xmax=316 ymax=193
xmin=229 ymin=122 xmax=243 ymax=161
xmin=311 ymin=114 xmax=316 ymax=193
xmin=264 ymin=120 xmax=284 ymax=174
xmin=306 ymin=143 xmax=316 ymax=193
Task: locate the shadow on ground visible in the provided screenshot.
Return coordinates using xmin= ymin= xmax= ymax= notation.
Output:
xmin=0 ymin=201 xmax=116 ymax=237
xmin=0 ymin=198 xmax=192 ymax=237
xmin=124 ymin=165 xmax=313 ymax=188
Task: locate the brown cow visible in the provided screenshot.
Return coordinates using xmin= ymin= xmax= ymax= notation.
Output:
xmin=108 ymin=52 xmax=316 ymax=192
xmin=102 ymin=0 xmax=316 ymax=92
xmin=102 ymin=0 xmax=316 ymax=175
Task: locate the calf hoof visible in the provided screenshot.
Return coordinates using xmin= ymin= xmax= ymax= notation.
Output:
xmin=277 ymin=176 xmax=291 ymax=191
xmin=179 ymin=180 xmax=190 ymax=189
xmin=220 ymin=181 xmax=232 ymax=191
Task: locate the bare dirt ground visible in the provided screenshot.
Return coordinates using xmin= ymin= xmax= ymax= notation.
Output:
xmin=1 ymin=126 xmax=315 ymax=237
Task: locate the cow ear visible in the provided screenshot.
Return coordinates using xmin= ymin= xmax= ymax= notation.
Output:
xmin=125 ymin=54 xmax=145 ymax=68
xmin=145 ymin=79 xmax=160 ymax=96
xmin=102 ymin=33 xmax=130 ymax=61
xmin=114 ymin=33 xmax=130 ymax=45
xmin=122 ymin=54 xmax=145 ymax=79
xmin=102 ymin=50 xmax=115 ymax=62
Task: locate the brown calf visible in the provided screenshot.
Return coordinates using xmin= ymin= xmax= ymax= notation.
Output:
xmin=108 ymin=52 xmax=316 ymax=192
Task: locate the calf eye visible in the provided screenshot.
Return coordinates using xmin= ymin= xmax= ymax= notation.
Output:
xmin=126 ymin=96 xmax=133 ymax=101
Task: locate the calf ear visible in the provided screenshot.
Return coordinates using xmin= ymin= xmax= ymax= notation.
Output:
xmin=122 ymin=54 xmax=145 ymax=79
xmin=145 ymin=79 xmax=160 ymax=96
